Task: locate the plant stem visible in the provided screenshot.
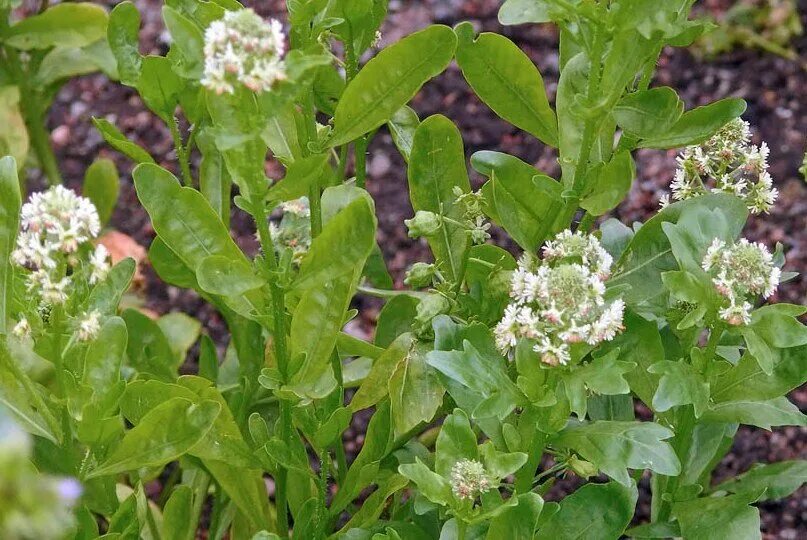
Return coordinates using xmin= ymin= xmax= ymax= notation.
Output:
xmin=21 ymin=96 xmax=61 ymax=185
xmin=556 ymin=23 xmax=605 ymax=229
xmin=354 ymin=135 xmax=369 ymax=188
xmin=188 ymin=472 xmax=211 ymax=540
xmin=253 ymin=200 xmax=292 ymax=538
xmin=457 ymin=519 xmax=467 ymax=540
xmin=170 ymin=118 xmax=193 ymax=187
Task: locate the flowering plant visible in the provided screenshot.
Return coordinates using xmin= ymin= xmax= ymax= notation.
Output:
xmin=0 ymin=1 xmax=804 ymax=539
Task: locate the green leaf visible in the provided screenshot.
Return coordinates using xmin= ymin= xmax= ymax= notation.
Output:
xmin=534 ymin=481 xmax=637 ymax=540
xmin=648 ymin=360 xmax=710 ymax=417
xmin=711 ymin=344 xmax=807 ymax=402
xmin=82 ymin=317 xmax=127 ymax=398
xmin=0 ymin=88 xmax=29 ymax=168
xmin=337 ymin=474 xmax=410 ymax=534
xmin=330 ymin=25 xmax=457 ymax=147
xmin=563 ymin=351 xmax=636 ymax=419
xmin=351 ymin=333 xmax=414 ymax=412
xmin=266 ymin=153 xmax=332 ymax=203
xmin=35 ymin=40 xmax=118 ymax=86
xmin=292 ymin=196 xmax=376 ymax=293
xmin=82 ymin=258 xmax=136 ymax=316
xmin=426 ymin=340 xmax=523 ymax=420
xmin=498 ymin=0 xmax=551 ymax=25
xmin=0 ymin=341 xmax=60 ymax=443
xmin=640 ymin=98 xmax=747 ymax=149
xmin=407 ymin=115 xmax=470 ymax=281
xmin=701 ymin=397 xmax=806 ymax=430
xmin=374 ymin=295 xmax=420 ymax=348
xmin=121 ymin=309 xmax=177 ymax=380
xmin=551 ymin=421 xmax=680 ymax=485
xmin=662 ymin=205 xmax=738 ymax=274
xmin=389 ymin=343 xmax=444 ymax=436
xmin=92 ymin=118 xmax=155 ymax=164
xmin=5 ymin=3 xmax=108 ymax=50
xmin=435 ymin=409 xmax=479 ymax=477
xmin=285 ymin=273 xmax=354 ymax=400
xmin=205 ymin=460 xmax=273 ymax=531
xmin=137 ymin=56 xmax=183 ymax=122
xmin=161 ymin=486 xmax=193 ymax=540
xmin=471 ymin=151 xmax=560 ymax=252
xmin=713 ymin=460 xmax=807 ymax=501
xmin=580 ymin=151 xmax=635 ymax=216
xmin=610 ymin=194 xmax=747 ymax=316
xmin=157 ymin=312 xmax=201 ymax=362
xmin=387 ymin=106 xmax=419 ymax=162
xmin=134 ymin=164 xmax=248 ymax=272
xmin=163 ymin=6 xmax=204 ymax=79
xmin=0 ymin=156 xmax=20 ymax=335
xmin=89 ymin=397 xmax=220 ymax=478
xmin=614 ymin=87 xmax=683 ymax=140
xmin=398 ymin=458 xmax=452 ymax=507
xmin=749 ymin=304 xmax=807 ymax=349
xmin=672 ymin=492 xmax=761 ymax=540
xmin=196 ymin=255 xmax=263 ymax=298
xmin=83 ymin=158 xmax=119 ymax=226
xmin=455 ymin=23 xmax=557 ymax=146
xmin=108 ymin=1 xmax=142 ymax=86
xmin=486 ymin=492 xmax=544 ymax=539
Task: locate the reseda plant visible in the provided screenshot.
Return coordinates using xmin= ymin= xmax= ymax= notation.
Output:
xmin=0 ymin=0 xmax=805 ymax=539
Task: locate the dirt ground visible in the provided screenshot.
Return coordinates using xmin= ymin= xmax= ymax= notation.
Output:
xmin=35 ymin=0 xmax=806 ymax=536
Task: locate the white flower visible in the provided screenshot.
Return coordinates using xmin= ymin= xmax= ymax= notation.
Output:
xmin=89 ymin=244 xmax=110 ymax=285
xmin=12 ymin=318 xmax=31 ymax=340
xmin=719 ymin=301 xmax=752 ymax=326
xmin=77 ymin=311 xmax=102 ymax=342
xmin=495 ymin=232 xmax=625 ymax=365
xmin=40 ymin=276 xmax=70 ymax=305
xmin=450 ymin=460 xmax=492 ymax=500
xmin=661 ymin=118 xmax=777 ymax=213
xmin=201 ymin=9 xmax=286 ymax=94
xmin=702 ymin=238 xmax=780 ymax=325
xmin=494 ymin=305 xmax=521 ymax=353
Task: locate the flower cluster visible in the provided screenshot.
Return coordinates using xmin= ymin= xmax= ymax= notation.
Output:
xmin=661 ymin=118 xmax=778 ymax=214
xmin=11 ymin=186 xmax=109 ymax=307
xmin=0 ymin=413 xmax=81 ymax=539
xmin=201 ymin=9 xmax=286 ymax=95
xmin=453 ymin=186 xmax=491 ymax=245
xmin=702 ymin=238 xmax=780 ymax=325
xmin=450 ymin=459 xmax=492 ymax=501
xmin=269 ymin=197 xmax=311 ymax=264
xmin=494 ymin=231 xmax=624 ymax=366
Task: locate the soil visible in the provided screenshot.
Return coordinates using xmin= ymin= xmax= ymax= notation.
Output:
xmin=32 ymin=0 xmax=807 ymax=537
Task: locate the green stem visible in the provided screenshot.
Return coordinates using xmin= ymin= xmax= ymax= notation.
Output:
xmin=188 ymin=473 xmax=211 ymax=540
xmin=253 ymin=201 xmax=292 ymax=538
xmin=457 ymin=519 xmax=467 ymax=540
xmin=337 ymin=143 xmax=350 ymax=183
xmin=578 ymin=211 xmax=596 ymax=232
xmin=556 ymin=23 xmax=605 ymax=229
xmin=354 ymin=135 xmax=369 ymax=189
xmin=22 ymin=97 xmax=61 ymax=185
xmin=515 ymin=426 xmax=546 ymax=492
xmin=309 ymin=175 xmax=322 ymax=238
xmin=170 ymin=118 xmax=193 ymax=187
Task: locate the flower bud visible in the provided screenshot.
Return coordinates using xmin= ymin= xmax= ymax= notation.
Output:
xmin=404 ymin=262 xmax=436 ymax=288
xmin=568 ymin=455 xmax=598 ymax=479
xmin=405 ymin=211 xmax=442 ymax=239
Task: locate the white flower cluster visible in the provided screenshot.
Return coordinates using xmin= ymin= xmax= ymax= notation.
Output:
xmin=494 ymin=231 xmax=625 ymax=366
xmin=702 ymin=238 xmax=780 ymax=325
xmin=77 ymin=311 xmax=102 ymax=342
xmin=11 ymin=186 xmax=109 ymax=307
xmin=201 ymin=9 xmax=286 ymax=95
xmin=450 ymin=459 xmax=492 ymax=501
xmin=661 ymin=118 xmax=778 ymax=214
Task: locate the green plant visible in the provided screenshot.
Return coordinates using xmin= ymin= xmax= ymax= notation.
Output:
xmin=0 ymin=1 xmax=804 ymax=539
xmin=0 ymin=1 xmax=117 ymax=185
